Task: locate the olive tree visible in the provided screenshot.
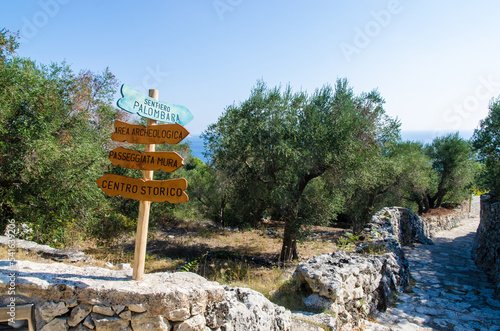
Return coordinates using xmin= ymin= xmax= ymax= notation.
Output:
xmin=203 ymin=79 xmax=396 ymax=261
xmin=472 ymin=98 xmax=500 ymax=196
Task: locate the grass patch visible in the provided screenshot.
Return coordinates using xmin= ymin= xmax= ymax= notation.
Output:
xmin=270 ymin=278 xmax=312 ymax=311
xmin=356 ymin=243 xmax=389 ymax=255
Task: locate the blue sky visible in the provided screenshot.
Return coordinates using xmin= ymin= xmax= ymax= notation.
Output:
xmin=2 ymin=1 xmax=500 ymax=137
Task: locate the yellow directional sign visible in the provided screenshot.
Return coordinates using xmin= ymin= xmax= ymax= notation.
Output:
xmin=111 ymin=120 xmax=189 ymax=145
xmin=108 ymin=147 xmax=184 ymax=172
xmin=96 ymin=174 xmax=188 ymax=203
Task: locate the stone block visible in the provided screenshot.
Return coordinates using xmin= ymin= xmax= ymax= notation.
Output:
xmin=165 ymin=307 xmax=190 ymax=321
xmin=127 ymin=303 xmax=147 ymax=313
xmin=93 ymin=305 xmax=115 ymax=316
xmin=119 ymin=310 xmax=131 ymax=320
xmin=92 ymin=314 xmax=131 ymax=330
xmin=38 ymin=301 xmax=69 ymax=322
xmin=40 ymin=317 xmax=68 ymax=331
xmin=83 ymin=315 xmax=95 ymax=329
xmin=173 ymin=314 xmax=206 ymax=331
xmin=68 ymin=303 xmax=92 ymax=327
xmin=131 ymin=313 xmax=170 ymax=330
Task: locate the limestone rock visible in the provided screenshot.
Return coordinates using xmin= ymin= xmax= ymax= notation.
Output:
xmin=127 ymin=303 xmax=147 ymax=313
xmin=204 ymin=301 xmax=229 ymax=329
xmin=173 ymin=314 xmax=206 ymax=331
xmin=92 ymin=314 xmax=131 ymax=330
xmin=165 ymin=307 xmax=190 ymax=321
xmin=93 ymin=305 xmax=115 ymax=316
xmin=293 ymin=206 xmax=419 ymax=329
xmin=118 ymin=263 xmax=131 ymax=270
xmin=119 ymin=310 xmax=132 ymax=320
xmin=40 ymin=317 xmax=68 ymax=331
xmin=302 ymin=294 xmax=336 ymax=313
xmin=113 ymin=304 xmax=126 ymax=314
xmin=70 ymin=324 xmax=90 ymax=331
xmin=208 ymin=286 xmax=291 ymax=331
xmin=472 ymin=193 xmax=500 ymax=294
xmin=38 ymin=301 xmax=69 ymax=322
xmin=291 ymin=312 xmax=337 ymax=331
xmin=290 ymin=318 xmax=324 ymax=331
xmin=0 ymin=235 xmax=86 ymax=262
xmin=131 ymin=313 xmax=170 ymax=330
xmin=294 ymin=249 xmax=404 ymax=318
xmin=0 ymin=260 xmax=225 ymax=318
xmin=369 ymin=207 xmax=433 ymax=245
xmin=67 ymin=297 xmax=78 ymax=308
xmin=83 ymin=315 xmax=95 ymax=329
xmin=68 ymin=303 xmax=92 ymax=327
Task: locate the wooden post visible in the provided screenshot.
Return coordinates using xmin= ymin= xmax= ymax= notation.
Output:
xmin=133 ymin=89 xmax=158 ymax=280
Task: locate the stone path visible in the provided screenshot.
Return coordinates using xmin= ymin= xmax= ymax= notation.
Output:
xmin=368 ymin=197 xmax=500 ymax=330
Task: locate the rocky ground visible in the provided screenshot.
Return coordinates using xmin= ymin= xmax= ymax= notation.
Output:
xmin=367 ymin=197 xmax=500 ymax=331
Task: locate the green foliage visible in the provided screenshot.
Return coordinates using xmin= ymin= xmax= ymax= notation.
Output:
xmin=0 ymin=29 xmax=18 ymax=62
xmin=472 ymin=98 xmax=500 ymax=197
xmin=336 ymin=233 xmax=364 ymax=251
xmin=88 ymin=212 xmax=136 ymax=245
xmin=337 ymin=237 xmax=355 ymax=251
xmin=382 ymin=141 xmax=434 ymax=213
xmin=179 ymin=258 xmax=200 ymax=272
xmin=0 ymin=45 xmax=125 ymax=245
xmin=357 ymin=243 xmax=389 ymax=255
xmin=378 ymin=135 xmax=477 ymax=214
xmin=419 ymin=133 xmax=476 ymax=211
xmin=203 ymin=79 xmax=398 ymax=260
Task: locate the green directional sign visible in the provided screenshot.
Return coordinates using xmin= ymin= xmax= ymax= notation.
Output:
xmin=117 ymin=84 xmax=194 ymax=125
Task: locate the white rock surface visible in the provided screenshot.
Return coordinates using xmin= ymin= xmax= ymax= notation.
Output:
xmin=206 ymin=286 xmax=292 ymax=331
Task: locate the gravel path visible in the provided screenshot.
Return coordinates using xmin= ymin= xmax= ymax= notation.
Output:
xmin=368 ymin=196 xmax=500 ymax=330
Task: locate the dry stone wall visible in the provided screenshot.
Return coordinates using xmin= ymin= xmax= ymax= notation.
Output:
xmin=293 ymin=204 xmax=471 ymax=330
xmin=0 ymin=260 xmax=291 ymax=331
xmin=472 ymin=193 xmax=500 ymax=295
xmin=421 ymin=201 xmax=470 ymax=237
xmin=293 ymin=208 xmax=412 ymax=330
xmin=369 ymin=207 xmax=433 ymax=245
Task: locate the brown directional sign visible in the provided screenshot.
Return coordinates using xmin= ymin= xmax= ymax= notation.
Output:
xmin=96 ymin=174 xmax=188 ymax=203
xmin=111 ymin=120 xmax=189 ymax=145
xmin=108 ymin=147 xmax=184 ymax=172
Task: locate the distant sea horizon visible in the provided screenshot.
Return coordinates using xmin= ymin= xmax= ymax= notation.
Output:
xmin=187 ymin=130 xmax=475 ymax=163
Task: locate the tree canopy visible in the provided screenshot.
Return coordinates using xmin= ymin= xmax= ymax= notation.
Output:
xmin=0 ymin=30 xmax=125 ymax=244
xmin=472 ymin=98 xmax=500 ymax=196
xmin=203 ymin=79 xmax=399 ymax=261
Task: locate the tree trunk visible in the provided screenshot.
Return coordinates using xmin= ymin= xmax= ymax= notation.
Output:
xmin=435 ymin=194 xmax=444 ymax=208
xmin=280 ymin=219 xmax=300 ymax=262
xmin=279 ymin=195 xmax=302 ymax=263
xmin=417 ymin=201 xmax=424 ymax=214
xmin=423 ymin=194 xmax=431 ymax=213
xmin=279 ymin=170 xmax=323 ymax=263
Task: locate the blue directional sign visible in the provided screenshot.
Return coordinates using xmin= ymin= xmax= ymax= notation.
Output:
xmin=117 ymin=84 xmax=194 ymax=126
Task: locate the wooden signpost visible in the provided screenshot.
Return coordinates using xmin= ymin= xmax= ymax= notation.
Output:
xmin=96 ymin=86 xmax=192 ymax=280
xmin=117 ymin=84 xmax=194 ymax=125
xmin=96 ymin=175 xmax=188 ymax=203
xmin=111 ymin=120 xmax=189 ymax=145
xmin=108 ymin=147 xmax=184 ymax=172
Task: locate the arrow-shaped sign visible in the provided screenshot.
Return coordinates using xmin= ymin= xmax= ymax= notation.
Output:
xmin=117 ymin=84 xmax=194 ymax=125
xmin=96 ymin=174 xmax=188 ymax=203
xmin=108 ymin=147 xmax=184 ymax=172
xmin=111 ymin=120 xmax=189 ymax=145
